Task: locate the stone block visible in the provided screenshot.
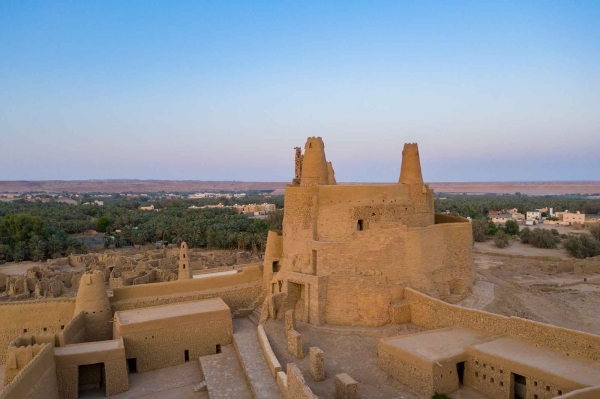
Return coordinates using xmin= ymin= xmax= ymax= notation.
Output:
xmin=285 ymin=309 xmax=296 ymax=332
xmin=310 ymin=347 xmax=324 ymax=381
xmin=287 ymin=329 xmax=304 ymax=358
xmin=335 ymin=373 xmax=357 ymax=399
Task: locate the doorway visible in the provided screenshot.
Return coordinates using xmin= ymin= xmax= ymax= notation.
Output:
xmin=184 ymin=350 xmax=190 ymax=362
xmin=127 ymin=358 xmax=137 ymax=374
xmin=78 ymin=363 xmax=105 ymax=396
xmin=513 ymin=373 xmax=526 ymax=399
xmin=456 ymin=362 xmax=465 ymax=386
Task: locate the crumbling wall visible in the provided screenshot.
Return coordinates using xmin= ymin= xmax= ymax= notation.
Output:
xmin=286 ymin=363 xmax=319 ymax=399
xmin=0 ymin=344 xmax=59 ymax=399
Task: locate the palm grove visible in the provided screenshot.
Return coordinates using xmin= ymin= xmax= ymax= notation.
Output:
xmin=0 ymin=196 xmax=284 ymax=264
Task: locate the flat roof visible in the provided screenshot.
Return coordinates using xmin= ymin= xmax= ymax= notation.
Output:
xmin=115 ymin=298 xmax=231 ymax=335
xmin=54 ymin=339 xmax=122 ymax=356
xmin=381 ymin=327 xmax=490 ymax=362
xmin=471 ymin=337 xmax=600 ymax=388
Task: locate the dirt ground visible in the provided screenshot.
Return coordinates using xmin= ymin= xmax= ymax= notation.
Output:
xmin=473 ymin=240 xmax=571 ymax=259
xmin=458 ymin=253 xmax=600 ymax=335
xmin=263 ymin=320 xmax=429 ymax=399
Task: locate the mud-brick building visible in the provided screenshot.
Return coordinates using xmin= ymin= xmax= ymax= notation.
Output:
xmin=263 ymin=137 xmax=475 ymax=327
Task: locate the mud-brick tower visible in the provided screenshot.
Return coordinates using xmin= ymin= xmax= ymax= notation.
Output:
xmin=178 ymin=241 xmax=192 ymax=280
xmin=398 ymin=143 xmax=424 ymax=184
xmin=74 ymin=271 xmax=112 ymax=342
xmin=300 ymin=137 xmax=332 ymax=187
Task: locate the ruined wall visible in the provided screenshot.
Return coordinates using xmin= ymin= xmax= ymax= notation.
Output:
xmin=286 ymin=363 xmax=319 ymax=399
xmin=0 ymin=344 xmax=59 ymax=399
xmin=120 ymin=320 xmax=232 ymax=373
xmin=378 ymin=346 xmax=433 ymax=396
xmin=406 ymin=288 xmax=600 ymax=363
xmin=0 ymin=299 xmax=75 ymax=363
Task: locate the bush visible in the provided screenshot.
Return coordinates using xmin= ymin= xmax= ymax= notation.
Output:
xmin=471 ymin=219 xmax=488 ymax=242
xmin=551 ymin=228 xmax=560 ymax=236
xmin=528 ymin=228 xmax=560 ymax=249
xmin=431 ymin=394 xmax=451 ymax=399
xmin=591 ymin=224 xmax=600 ymax=241
xmin=505 ymin=219 xmax=520 ymax=236
xmin=520 ymin=227 xmax=531 ymax=243
xmin=565 ymin=235 xmax=600 ymax=258
xmin=494 ymin=230 xmax=510 ymax=248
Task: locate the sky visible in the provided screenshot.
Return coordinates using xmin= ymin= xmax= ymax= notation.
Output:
xmin=1 ymin=1 xmax=599 ymax=183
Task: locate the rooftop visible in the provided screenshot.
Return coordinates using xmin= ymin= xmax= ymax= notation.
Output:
xmin=380 ymin=327 xmax=490 ymax=362
xmin=470 ymin=337 xmax=600 ymax=388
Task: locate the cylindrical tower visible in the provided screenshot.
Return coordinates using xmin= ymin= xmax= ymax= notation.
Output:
xmin=399 ymin=143 xmax=424 ymax=184
xmin=300 ymin=137 xmax=329 ymax=187
xmin=178 ymin=241 xmax=192 ymax=280
xmin=73 ymin=271 xmax=112 ymax=342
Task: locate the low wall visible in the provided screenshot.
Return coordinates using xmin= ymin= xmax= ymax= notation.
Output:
xmin=405 ymin=288 xmax=600 ymax=363
xmin=257 ymin=325 xmax=282 ymax=378
xmin=0 ymin=344 xmax=59 ymax=399
xmin=110 ymin=264 xmax=262 ymax=302
xmin=560 ymin=386 xmax=600 ymax=399
xmin=286 ymin=363 xmax=318 ymax=399
xmin=0 ymin=299 xmax=76 ymax=364
xmin=57 ymin=311 xmax=85 ymax=347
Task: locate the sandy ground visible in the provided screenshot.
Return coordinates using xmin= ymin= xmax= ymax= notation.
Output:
xmin=0 ymin=261 xmax=44 ymax=276
xmin=474 ymin=240 xmax=571 ymax=259
xmin=459 ymin=253 xmax=600 ymax=335
xmin=79 ymin=361 xmax=206 ymax=399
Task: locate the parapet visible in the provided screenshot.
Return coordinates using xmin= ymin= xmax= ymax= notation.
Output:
xmin=399 ymin=143 xmax=424 ymax=184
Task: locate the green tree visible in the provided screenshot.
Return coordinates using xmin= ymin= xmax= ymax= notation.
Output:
xmin=504 ymin=220 xmax=520 ymax=236
xmin=565 ymin=235 xmax=600 ymax=258
xmin=97 ymin=216 xmax=111 ymax=233
xmin=520 ymin=227 xmax=531 ymax=243
xmin=494 ymin=230 xmax=510 ymax=248
xmin=591 ymin=224 xmax=600 ymax=241
xmin=0 ymin=214 xmax=46 ymax=244
xmin=471 ymin=219 xmax=488 ymax=242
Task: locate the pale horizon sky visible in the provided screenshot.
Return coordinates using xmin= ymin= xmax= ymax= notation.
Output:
xmin=1 ymin=1 xmax=599 ymax=183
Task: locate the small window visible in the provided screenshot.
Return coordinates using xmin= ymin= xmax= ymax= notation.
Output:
xmin=216 ymin=344 xmax=222 ymax=354
xmin=546 ymin=386 xmax=550 ymax=391
xmin=43 ymin=327 xmax=47 ymax=331
xmin=183 ymin=265 xmax=186 ymax=269
xmin=558 ymin=390 xmax=562 ymax=395
xmin=23 ymin=329 xmax=27 ymax=333
xmin=357 ymin=220 xmax=364 ymax=231
xmin=61 ymin=325 xmax=65 ymax=330
xmin=500 ymin=381 xmax=504 ymax=387
xmin=272 ymin=261 xmax=280 ymax=273
xmin=184 ymin=350 xmax=190 ymax=362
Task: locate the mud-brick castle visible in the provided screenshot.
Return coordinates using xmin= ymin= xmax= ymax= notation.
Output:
xmin=1 ymin=138 xmax=600 ymax=399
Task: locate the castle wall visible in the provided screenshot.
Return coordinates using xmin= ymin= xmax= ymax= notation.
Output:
xmin=118 ymin=320 xmax=232 ymax=373
xmin=110 ymin=265 xmax=263 ymax=313
xmin=405 ymin=288 xmax=600 ymax=363
xmin=0 ymin=344 xmax=59 ymax=399
xmin=0 ymin=299 xmax=75 ymax=364
xmin=57 ymin=311 xmax=86 ymax=347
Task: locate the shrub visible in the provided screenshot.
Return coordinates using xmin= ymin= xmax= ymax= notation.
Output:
xmin=505 ymin=219 xmax=520 ymax=236
xmin=494 ymin=230 xmax=510 ymax=248
xmin=520 ymin=227 xmax=531 ymax=243
xmin=528 ymin=228 xmax=560 ymax=249
xmin=472 ymin=219 xmax=488 ymax=242
xmin=551 ymin=228 xmax=560 ymax=236
xmin=431 ymin=394 xmax=451 ymax=399
xmin=565 ymin=235 xmax=600 ymax=258
xmin=591 ymin=224 xmax=600 ymax=241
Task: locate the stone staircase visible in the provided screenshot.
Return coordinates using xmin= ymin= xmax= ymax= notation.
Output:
xmin=199 ymin=345 xmax=253 ymax=399
xmin=248 ymin=307 xmax=261 ymax=326
xmin=233 ymin=318 xmax=284 ymax=399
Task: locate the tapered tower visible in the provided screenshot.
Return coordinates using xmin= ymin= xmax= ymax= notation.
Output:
xmin=399 ymin=143 xmax=424 ymax=184
xmin=73 ymin=271 xmax=112 ymax=341
xmin=300 ymin=137 xmax=330 ymax=187
xmin=178 ymin=241 xmax=192 ymax=280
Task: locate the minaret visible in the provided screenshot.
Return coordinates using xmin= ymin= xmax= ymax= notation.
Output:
xmin=327 ymin=162 xmax=337 ymax=185
xmin=178 ymin=241 xmax=192 ymax=280
xmin=73 ymin=271 xmax=112 ymax=342
xmin=300 ymin=137 xmax=329 ymax=187
xmin=398 ymin=143 xmax=424 ymax=184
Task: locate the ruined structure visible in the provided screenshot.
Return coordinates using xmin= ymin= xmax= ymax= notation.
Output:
xmin=263 ymin=137 xmax=475 ymax=326
xmin=177 ymin=241 xmax=192 ymax=280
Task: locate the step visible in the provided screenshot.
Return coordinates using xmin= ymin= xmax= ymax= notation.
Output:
xmin=194 ymin=381 xmax=207 ymax=392
xmin=233 ymin=318 xmax=284 ymax=399
xmin=248 ymin=308 xmax=261 ymax=326
xmin=199 ymin=345 xmax=253 ymax=399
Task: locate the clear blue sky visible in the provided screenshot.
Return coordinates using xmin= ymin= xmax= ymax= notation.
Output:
xmin=1 ymin=1 xmax=599 ymax=182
